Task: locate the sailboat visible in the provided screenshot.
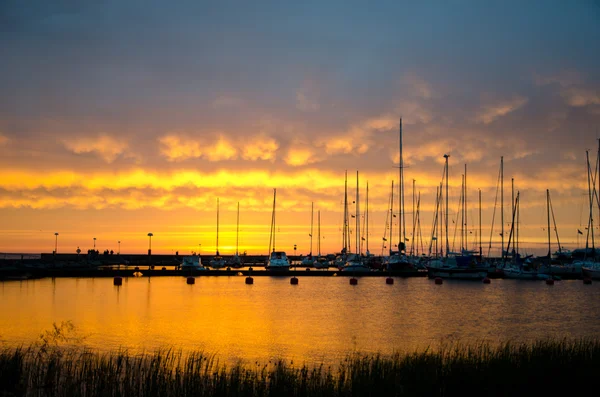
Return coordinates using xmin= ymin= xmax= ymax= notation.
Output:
xmin=341 ymin=171 xmax=370 ymax=272
xmin=301 ymin=202 xmax=316 ymax=266
xmin=501 ymin=192 xmax=549 ymax=280
xmin=387 ymin=118 xmax=415 ymax=272
xmin=209 ymin=198 xmax=226 ymax=269
xmin=580 ymin=145 xmax=600 ymax=279
xmin=265 ymin=188 xmax=291 ymax=271
xmin=426 ymin=154 xmax=487 ymax=280
xmin=228 ymin=202 xmax=243 ymax=268
xmin=538 ymin=190 xmax=582 ymax=278
xmin=334 ymin=171 xmax=350 ymax=269
xmin=314 ymin=210 xmax=330 ymax=269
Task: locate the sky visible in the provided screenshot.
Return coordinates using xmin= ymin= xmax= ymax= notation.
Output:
xmin=1 ymin=0 xmax=600 ymax=257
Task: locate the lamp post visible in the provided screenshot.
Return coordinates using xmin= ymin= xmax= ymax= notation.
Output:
xmin=54 ymin=232 xmax=59 ymax=254
xmin=148 ymin=233 xmax=153 ymax=255
xmin=294 ymin=244 xmax=297 ymax=267
xmin=199 ymin=244 xmax=201 ymax=255
xmin=118 ymin=240 xmax=121 ymax=255
xmin=93 ymin=237 xmax=96 ymax=249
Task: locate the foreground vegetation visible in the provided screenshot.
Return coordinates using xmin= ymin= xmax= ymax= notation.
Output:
xmin=1 ymin=325 xmax=599 ymax=396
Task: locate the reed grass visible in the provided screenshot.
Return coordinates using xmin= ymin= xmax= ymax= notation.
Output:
xmin=1 ymin=330 xmax=600 ymax=396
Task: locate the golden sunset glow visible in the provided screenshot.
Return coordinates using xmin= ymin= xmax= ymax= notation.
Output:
xmin=1 ymin=1 xmax=599 ymax=258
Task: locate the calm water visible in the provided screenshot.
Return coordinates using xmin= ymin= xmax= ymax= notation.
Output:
xmin=1 ymin=276 xmax=600 ymax=366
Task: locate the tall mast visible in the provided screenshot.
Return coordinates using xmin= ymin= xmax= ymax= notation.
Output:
xmin=366 ymin=181 xmax=369 ymax=254
xmin=399 ymin=118 xmax=406 ymax=250
xmin=461 ymin=173 xmax=465 ymax=252
xmin=464 ymin=164 xmax=468 ymax=252
xmin=411 ymin=179 xmax=416 ymax=256
xmin=479 ymin=188 xmax=482 ymax=257
xmin=501 ymin=156 xmax=504 ymax=264
xmin=356 ymin=170 xmax=360 ymax=256
xmin=236 ymin=202 xmax=239 ymax=256
xmin=216 ymin=198 xmax=220 ymax=255
xmin=547 ymin=189 xmax=551 ymax=258
xmin=444 ymin=154 xmax=450 ymax=258
xmin=343 ymin=170 xmax=348 ymax=254
xmin=310 ymin=202 xmax=314 ymax=255
xmin=390 ymin=180 xmax=394 ymax=255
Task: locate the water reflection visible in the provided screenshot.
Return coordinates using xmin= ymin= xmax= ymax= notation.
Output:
xmin=0 ymin=277 xmax=599 ymax=366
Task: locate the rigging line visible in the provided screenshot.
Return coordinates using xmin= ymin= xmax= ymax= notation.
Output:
xmin=487 ymin=162 xmax=502 ymax=257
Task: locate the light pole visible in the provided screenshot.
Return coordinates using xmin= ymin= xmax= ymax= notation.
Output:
xmin=118 ymin=240 xmax=121 ymax=255
xmin=93 ymin=237 xmax=96 ymax=250
xmin=54 ymin=232 xmax=59 ymax=254
xmin=294 ymin=244 xmax=297 ymax=267
xmin=148 ymin=233 xmax=153 ymax=255
xmin=199 ymin=244 xmax=201 ymax=255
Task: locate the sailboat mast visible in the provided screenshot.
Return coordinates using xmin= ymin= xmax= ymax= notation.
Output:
xmin=444 ymin=154 xmax=450 ymax=258
xmin=356 ymin=170 xmax=360 ymax=256
xmin=399 ymin=118 xmax=406 ymax=251
xmin=310 ymin=202 xmax=314 ymax=255
xmin=547 ymin=189 xmax=551 ymax=258
xmin=344 ymin=170 xmax=348 ymax=254
xmin=366 ymin=181 xmax=369 ymax=254
xmin=464 ymin=164 xmax=468 ymax=252
xmin=236 ymin=202 xmax=239 ymax=256
xmin=479 ymin=189 xmax=482 ymax=258
xmin=390 ymin=180 xmax=394 ymax=255
xmin=411 ymin=179 xmax=416 ymax=256
xmin=586 ymin=151 xmax=595 ymax=251
xmin=501 ymin=156 xmax=505 ymax=264
xmin=216 ymin=198 xmax=220 ymax=255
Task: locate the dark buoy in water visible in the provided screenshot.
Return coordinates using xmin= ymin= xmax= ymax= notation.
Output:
xmin=290 ymin=276 xmax=298 ymax=285
xmin=349 ymin=278 xmax=358 ymax=285
xmin=186 ymin=277 xmax=195 ymax=285
xmin=113 ymin=276 xmax=122 ymax=286
xmin=483 ymin=277 xmax=491 ymax=284
xmin=584 ymin=278 xmax=592 ymax=285
xmin=162 ymin=267 xmax=166 ymax=271
xmin=434 ymin=277 xmax=443 ymax=285
xmin=134 ymin=266 xmax=139 ymax=271
xmin=386 ymin=277 xmax=394 ymax=285
xmin=245 ymin=276 xmax=254 ymax=285
xmin=546 ymin=278 xmax=555 ymax=285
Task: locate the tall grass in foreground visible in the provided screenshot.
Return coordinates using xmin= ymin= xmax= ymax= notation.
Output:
xmin=2 ymin=338 xmax=600 ymax=396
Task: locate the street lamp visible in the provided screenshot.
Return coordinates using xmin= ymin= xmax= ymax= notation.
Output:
xmin=148 ymin=233 xmax=153 ymax=255
xmin=54 ymin=232 xmax=59 ymax=254
xmin=93 ymin=237 xmax=96 ymax=249
xmin=118 ymin=240 xmax=121 ymax=255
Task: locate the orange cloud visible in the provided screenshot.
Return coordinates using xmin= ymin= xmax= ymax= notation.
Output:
xmin=285 ymin=147 xmax=319 ymax=166
xmin=63 ymin=134 xmax=129 ymax=163
xmin=475 ymin=96 xmax=528 ymax=124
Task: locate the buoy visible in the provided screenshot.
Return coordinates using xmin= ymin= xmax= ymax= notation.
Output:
xmin=226 ymin=267 xmax=231 ymax=271
xmin=162 ymin=267 xmax=166 ymax=271
xmin=386 ymin=277 xmax=394 ymax=285
xmin=113 ymin=276 xmax=122 ymax=286
xmin=349 ymin=278 xmax=358 ymax=285
xmin=186 ymin=277 xmax=195 ymax=285
xmin=306 ymin=268 xmax=310 ymax=272
xmin=290 ymin=277 xmax=299 ymax=285
xmin=134 ymin=266 xmax=140 ymax=271
xmin=245 ymin=276 xmax=254 ymax=285
xmin=546 ymin=278 xmax=555 ymax=285
xmin=483 ymin=277 xmax=491 ymax=284
xmin=434 ymin=277 xmax=443 ymax=285
xmin=583 ymin=278 xmax=592 ymax=285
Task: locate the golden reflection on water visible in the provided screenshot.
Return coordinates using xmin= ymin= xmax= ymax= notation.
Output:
xmin=1 ymin=276 xmax=600 ymax=366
